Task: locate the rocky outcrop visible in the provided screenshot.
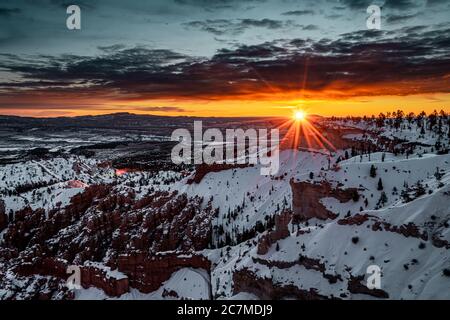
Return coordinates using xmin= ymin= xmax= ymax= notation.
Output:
xmin=0 ymin=199 xmax=7 ymax=231
xmin=187 ymin=163 xmax=250 ymax=184
xmin=372 ymin=221 xmax=428 ymax=240
xmin=14 ymin=257 xmax=69 ymax=279
xmin=162 ymin=288 xmax=179 ymax=299
xmin=233 ymin=268 xmax=330 ymax=300
xmin=13 ymin=257 xmax=129 ymax=298
xmin=81 ymin=263 xmax=129 ymax=297
xmin=257 ymin=210 xmax=291 ymax=255
xmin=338 ymin=213 xmax=373 ymax=226
xmin=347 ymin=275 xmax=389 ymax=299
xmin=0 ymin=184 xmax=215 ymax=299
xmin=339 ymin=214 xmax=428 ymax=241
xmin=117 ymin=252 xmax=211 ymax=293
xmin=431 ymin=234 xmax=450 ymax=249
xmin=252 ymin=255 xmax=342 ymax=284
xmin=290 ymin=180 xmax=359 ymax=221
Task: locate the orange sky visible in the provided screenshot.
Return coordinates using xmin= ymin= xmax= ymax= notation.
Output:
xmin=1 ymin=92 xmax=448 ymax=118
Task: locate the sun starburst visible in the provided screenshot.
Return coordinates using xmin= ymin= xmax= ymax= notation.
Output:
xmin=294 ymin=110 xmax=306 ymax=121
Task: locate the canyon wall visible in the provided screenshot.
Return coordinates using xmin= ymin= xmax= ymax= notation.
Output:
xmin=290 ymin=180 xmax=359 ymax=221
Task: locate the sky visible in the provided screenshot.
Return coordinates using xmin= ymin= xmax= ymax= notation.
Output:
xmin=0 ymin=0 xmax=449 ymax=118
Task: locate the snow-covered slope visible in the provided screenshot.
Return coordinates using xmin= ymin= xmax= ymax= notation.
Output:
xmin=0 ymin=116 xmax=449 ymax=300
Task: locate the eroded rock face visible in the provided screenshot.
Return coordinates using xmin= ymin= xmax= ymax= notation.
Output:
xmin=81 ymin=264 xmax=129 ymax=297
xmin=339 ymin=214 xmax=429 ymax=242
xmin=252 ymin=256 xmax=342 ymax=284
xmin=187 ymin=163 xmax=250 ymax=184
xmin=290 ymin=180 xmax=359 ymax=221
xmin=338 ymin=213 xmax=373 ymax=226
xmin=117 ymin=252 xmax=211 ymax=293
xmin=257 ymin=210 xmax=291 ymax=255
xmin=372 ymin=221 xmax=428 ymax=240
xmin=0 ymin=199 xmax=7 ymax=231
xmin=347 ymin=275 xmax=389 ymax=299
xmin=0 ymin=184 xmax=214 ymax=299
xmin=13 ymin=257 xmax=129 ymax=298
xmin=233 ymin=268 xmax=328 ymax=300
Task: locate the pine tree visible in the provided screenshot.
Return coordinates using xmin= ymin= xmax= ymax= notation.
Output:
xmin=370 ymin=165 xmax=377 ymax=178
xmin=377 ymin=178 xmax=383 ymax=191
xmin=379 ymin=192 xmax=388 ymax=206
xmin=415 ymin=181 xmax=426 ymax=197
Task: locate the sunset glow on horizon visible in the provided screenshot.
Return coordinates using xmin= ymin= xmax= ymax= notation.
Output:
xmin=1 ymin=92 xmax=448 ymax=118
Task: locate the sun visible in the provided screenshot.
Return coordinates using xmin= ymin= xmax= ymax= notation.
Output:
xmin=294 ymin=110 xmax=306 ymax=121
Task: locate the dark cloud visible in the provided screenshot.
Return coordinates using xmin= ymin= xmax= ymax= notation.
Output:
xmin=174 ymin=0 xmax=266 ymax=10
xmin=386 ymin=13 xmax=419 ymax=23
xmin=184 ymin=18 xmax=299 ymax=36
xmin=48 ymin=0 xmax=96 ymax=10
xmin=383 ymin=0 xmax=420 ymax=10
xmin=338 ymin=0 xmax=372 ymax=10
xmin=240 ymin=19 xmax=284 ymax=29
xmin=282 ymin=10 xmax=315 ymax=16
xmin=98 ymin=44 xmax=127 ymax=53
xmin=326 ymin=14 xmax=344 ymax=19
xmin=0 ymin=26 xmax=449 ymax=104
xmin=0 ymin=8 xmax=21 ymax=16
xmin=302 ymin=24 xmax=319 ymax=31
xmin=426 ymin=0 xmax=449 ymax=6
xmin=340 ymin=0 xmax=419 ymax=10
xmin=184 ymin=20 xmax=243 ymax=36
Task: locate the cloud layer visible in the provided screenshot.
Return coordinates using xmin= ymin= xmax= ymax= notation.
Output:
xmin=0 ymin=25 xmax=449 ymax=109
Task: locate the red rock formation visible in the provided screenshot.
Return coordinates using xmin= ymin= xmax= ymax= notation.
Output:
xmin=187 ymin=163 xmax=250 ymax=184
xmin=81 ymin=264 xmax=129 ymax=297
xmin=117 ymin=252 xmax=211 ymax=293
xmin=3 ymin=206 xmax=45 ymax=251
xmin=14 ymin=257 xmax=68 ymax=279
xmin=162 ymin=288 xmax=179 ymax=299
xmin=252 ymin=255 xmax=342 ymax=284
xmin=0 ymin=184 xmax=215 ymax=299
xmin=347 ymin=275 xmax=389 ymax=299
xmin=257 ymin=210 xmax=291 ymax=255
xmin=431 ymin=234 xmax=450 ymax=249
xmin=372 ymin=221 xmax=428 ymax=240
xmin=233 ymin=268 xmax=329 ymax=300
xmin=290 ymin=179 xmax=359 ymax=221
xmin=338 ymin=214 xmax=374 ymax=226
xmin=14 ymin=256 xmax=130 ymax=298
xmin=340 ymin=214 xmax=429 ymax=242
